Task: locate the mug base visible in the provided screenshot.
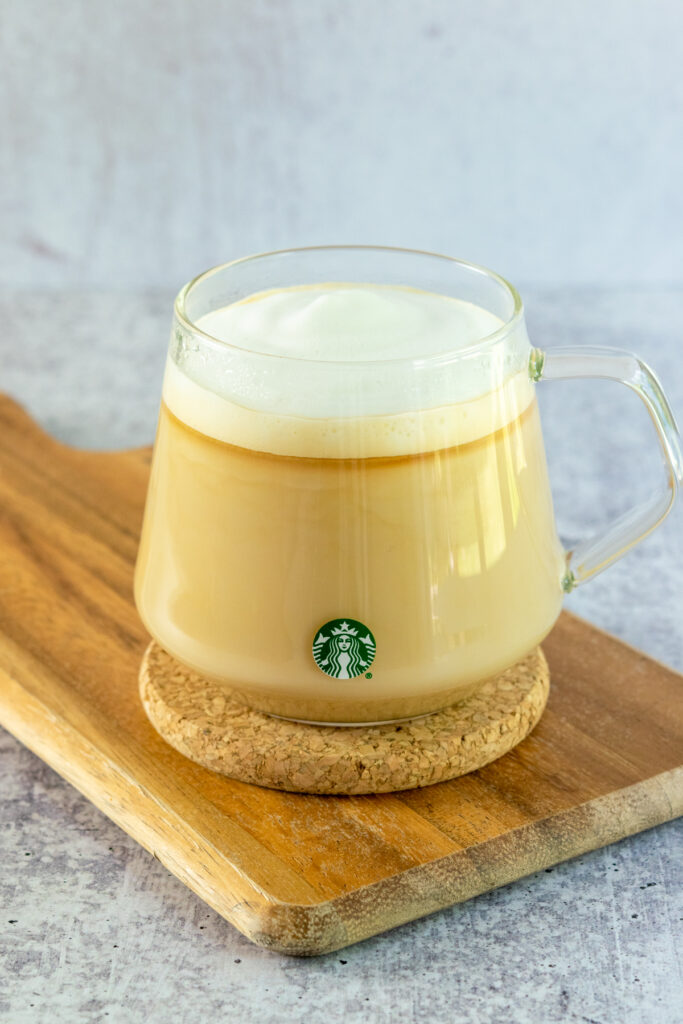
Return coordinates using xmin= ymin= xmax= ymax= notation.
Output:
xmin=266 ymin=710 xmax=435 ymax=728
xmin=139 ymin=642 xmax=550 ymax=795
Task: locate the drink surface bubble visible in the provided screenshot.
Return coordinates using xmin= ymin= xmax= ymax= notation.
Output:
xmin=166 ymin=284 xmax=532 ymax=458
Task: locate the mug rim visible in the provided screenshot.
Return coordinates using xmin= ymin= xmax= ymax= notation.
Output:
xmin=173 ymin=245 xmax=525 ymax=369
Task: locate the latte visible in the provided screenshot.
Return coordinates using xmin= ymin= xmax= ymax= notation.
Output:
xmin=135 ymin=284 xmax=565 ymax=722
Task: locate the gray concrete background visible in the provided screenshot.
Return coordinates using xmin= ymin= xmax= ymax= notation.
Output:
xmin=0 ymin=288 xmax=681 ymax=1023
xmin=2 ymin=1 xmax=683 ymax=1020
xmin=2 ymin=0 xmax=683 ymax=290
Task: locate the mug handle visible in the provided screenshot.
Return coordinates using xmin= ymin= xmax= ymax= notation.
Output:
xmin=529 ymin=345 xmax=683 ymax=592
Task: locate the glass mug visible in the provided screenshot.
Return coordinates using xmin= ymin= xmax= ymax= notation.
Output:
xmin=134 ymin=246 xmax=682 ymax=724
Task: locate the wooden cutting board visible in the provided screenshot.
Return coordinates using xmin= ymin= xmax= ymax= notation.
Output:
xmin=0 ymin=395 xmax=680 ymax=956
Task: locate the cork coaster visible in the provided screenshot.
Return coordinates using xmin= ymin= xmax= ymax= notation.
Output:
xmin=139 ymin=644 xmax=550 ymax=795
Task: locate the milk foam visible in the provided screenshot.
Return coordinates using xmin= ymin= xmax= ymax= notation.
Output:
xmin=196 ymin=284 xmax=503 ymax=361
xmin=165 ymin=284 xmax=533 ymax=458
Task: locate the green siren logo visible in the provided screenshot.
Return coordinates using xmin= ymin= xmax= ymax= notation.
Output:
xmin=312 ymin=619 xmax=376 ymax=679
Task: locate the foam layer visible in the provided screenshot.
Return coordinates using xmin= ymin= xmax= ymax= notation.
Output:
xmin=196 ymin=284 xmax=504 ymax=361
xmin=165 ymin=284 xmax=533 ymax=458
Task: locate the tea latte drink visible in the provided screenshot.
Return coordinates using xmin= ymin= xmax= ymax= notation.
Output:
xmin=135 ymin=283 xmax=566 ymax=722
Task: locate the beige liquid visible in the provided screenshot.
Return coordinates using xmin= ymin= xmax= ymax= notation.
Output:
xmin=135 ymin=392 xmax=565 ymax=722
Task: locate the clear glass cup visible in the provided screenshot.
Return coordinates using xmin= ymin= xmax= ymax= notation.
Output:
xmin=134 ymin=246 xmax=682 ymax=724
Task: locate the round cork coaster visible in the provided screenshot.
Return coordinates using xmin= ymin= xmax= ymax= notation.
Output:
xmin=139 ymin=644 xmax=550 ymax=795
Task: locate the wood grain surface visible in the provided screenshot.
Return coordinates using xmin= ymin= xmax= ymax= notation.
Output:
xmin=0 ymin=394 xmax=680 ymax=955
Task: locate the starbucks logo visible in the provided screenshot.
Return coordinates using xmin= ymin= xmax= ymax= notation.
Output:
xmin=312 ymin=619 xmax=376 ymax=679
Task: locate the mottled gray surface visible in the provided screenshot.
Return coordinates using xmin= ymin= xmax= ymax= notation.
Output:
xmin=1 ymin=288 xmax=682 ymax=1023
xmin=3 ymin=0 xmax=683 ymax=290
